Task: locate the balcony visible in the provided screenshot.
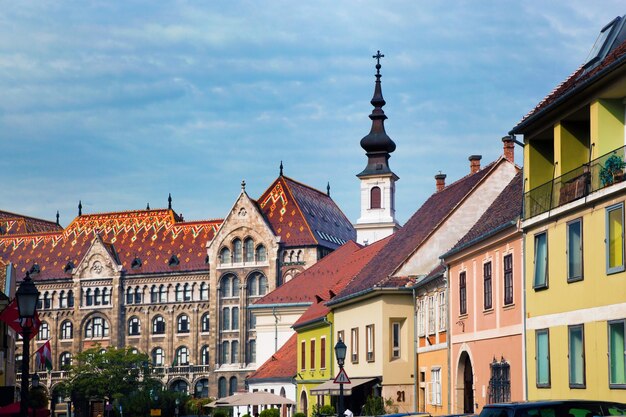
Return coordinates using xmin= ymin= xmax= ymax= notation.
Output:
xmin=524 ymin=146 xmax=626 ymax=219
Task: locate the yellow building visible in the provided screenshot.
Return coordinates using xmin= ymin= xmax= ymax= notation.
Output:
xmin=511 ymin=14 xmax=626 ymax=401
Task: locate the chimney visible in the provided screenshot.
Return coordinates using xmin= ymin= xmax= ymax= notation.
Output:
xmin=502 ymin=135 xmax=515 ymax=163
xmin=435 ymin=173 xmax=447 ymax=192
xmin=469 ymin=155 xmax=482 ymax=174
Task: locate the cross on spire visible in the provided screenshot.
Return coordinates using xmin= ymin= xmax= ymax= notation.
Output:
xmin=373 ymin=50 xmax=384 ymax=74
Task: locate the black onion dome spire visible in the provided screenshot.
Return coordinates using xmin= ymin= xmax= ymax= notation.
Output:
xmin=358 ymin=51 xmax=397 ymax=178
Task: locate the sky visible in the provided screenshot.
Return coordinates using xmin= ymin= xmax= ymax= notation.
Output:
xmin=1 ymin=1 xmax=625 ymax=227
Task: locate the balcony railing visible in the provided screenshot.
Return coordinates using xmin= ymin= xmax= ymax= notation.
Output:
xmin=524 ymin=145 xmax=626 ymax=219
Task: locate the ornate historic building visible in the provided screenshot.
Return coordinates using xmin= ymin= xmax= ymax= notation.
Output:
xmin=0 ymin=172 xmax=355 ymax=405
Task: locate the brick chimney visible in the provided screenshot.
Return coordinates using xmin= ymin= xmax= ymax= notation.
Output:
xmin=502 ymin=135 xmax=515 ymax=163
xmin=435 ymin=173 xmax=446 ymax=192
xmin=469 ymin=155 xmax=482 ymax=174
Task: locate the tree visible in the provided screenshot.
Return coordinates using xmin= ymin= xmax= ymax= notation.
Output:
xmin=59 ymin=345 xmax=161 ymax=417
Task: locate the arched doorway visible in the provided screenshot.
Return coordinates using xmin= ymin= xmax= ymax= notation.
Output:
xmin=299 ymin=390 xmax=308 ymax=416
xmin=457 ymin=352 xmax=474 ymax=414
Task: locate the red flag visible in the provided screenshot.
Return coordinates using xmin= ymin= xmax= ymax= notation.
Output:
xmin=35 ymin=340 xmax=53 ymax=371
xmin=0 ymin=299 xmax=40 ymax=339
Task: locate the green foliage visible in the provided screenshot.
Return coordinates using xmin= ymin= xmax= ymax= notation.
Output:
xmin=213 ymin=408 xmax=230 ymax=417
xmin=294 ymin=413 xmax=306 ymax=417
xmin=29 ymin=386 xmax=49 ymax=409
xmin=312 ymin=404 xmax=335 ymax=416
xmin=187 ymin=397 xmax=213 ymax=415
xmin=242 ymin=414 xmax=251 ymax=417
xmin=600 ymin=154 xmax=626 ymax=186
xmin=362 ymin=395 xmax=385 ymax=416
xmin=259 ymin=408 xmax=280 ymax=417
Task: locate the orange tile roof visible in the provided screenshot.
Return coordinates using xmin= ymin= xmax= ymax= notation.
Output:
xmin=247 ymin=333 xmax=297 ymax=381
xmin=0 ymin=210 xmax=63 ymax=235
xmin=0 ymin=209 xmax=221 ymax=281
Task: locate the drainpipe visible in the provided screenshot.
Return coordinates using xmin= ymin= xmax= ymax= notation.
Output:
xmin=412 ymin=287 xmax=418 ymax=413
xmin=444 ymin=264 xmax=451 ymax=414
xmin=323 ymin=317 xmax=334 ymax=376
xmin=522 ymin=230 xmax=528 ymax=401
xmin=273 ymin=306 xmax=279 ymax=353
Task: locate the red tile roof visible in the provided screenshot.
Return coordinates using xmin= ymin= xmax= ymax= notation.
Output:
xmin=247 ymin=333 xmax=297 ymax=381
xmin=512 ymin=38 xmax=626 ymax=133
xmin=0 ymin=211 xmax=63 ymax=235
xmin=332 ymin=161 xmax=500 ymax=302
xmin=258 ymin=176 xmax=356 ymax=249
xmin=0 ymin=209 xmax=221 ymax=281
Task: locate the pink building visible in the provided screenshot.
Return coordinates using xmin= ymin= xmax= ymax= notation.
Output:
xmin=442 ymin=168 xmax=524 ymax=414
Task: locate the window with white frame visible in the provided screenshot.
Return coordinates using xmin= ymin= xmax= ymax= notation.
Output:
xmin=391 ymin=321 xmax=401 ymax=359
xmin=428 ymin=368 xmax=442 ymax=405
xmin=417 ymin=299 xmax=425 ymax=336
xmin=38 ymin=321 xmax=50 ymax=340
xmin=438 ymin=292 xmax=446 ymax=331
xmin=351 ymin=327 xmax=359 ymax=363
xmin=428 ymin=296 xmax=436 ymax=335
xmin=366 ymin=324 xmax=375 ymax=362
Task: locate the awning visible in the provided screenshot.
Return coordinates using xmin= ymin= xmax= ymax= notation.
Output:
xmin=310 ymin=377 xmax=377 ymax=396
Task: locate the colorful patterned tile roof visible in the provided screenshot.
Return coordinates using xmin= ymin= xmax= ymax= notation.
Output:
xmin=257 ymin=176 xmax=356 ymax=249
xmin=444 ymin=171 xmax=523 ymax=258
xmin=333 ymin=160 xmax=500 ymax=301
xmin=512 ymin=38 xmax=626 ymax=133
xmin=0 ymin=210 xmax=63 ymax=235
xmin=0 ymin=209 xmax=221 ymax=282
xmin=247 ymin=333 xmax=297 ymax=381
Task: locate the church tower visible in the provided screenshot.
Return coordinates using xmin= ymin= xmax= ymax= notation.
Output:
xmin=355 ymin=51 xmax=400 ymax=245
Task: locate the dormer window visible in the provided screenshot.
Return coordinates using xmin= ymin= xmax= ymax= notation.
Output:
xmin=30 ymin=263 xmax=41 ymax=275
xmin=131 ymin=257 xmax=142 ymax=269
xmin=64 ymin=261 xmax=75 ymax=273
xmin=168 ymin=255 xmax=180 ymax=266
xmin=584 ymin=15 xmax=626 ymax=70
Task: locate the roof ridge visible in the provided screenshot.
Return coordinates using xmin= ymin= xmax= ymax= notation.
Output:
xmin=282 ymin=175 xmax=329 ymax=197
xmin=0 ymin=210 xmax=59 ymax=226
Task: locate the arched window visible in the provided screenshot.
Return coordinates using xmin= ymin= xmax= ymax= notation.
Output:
xmin=152 ymin=347 xmax=165 ymax=366
xmin=85 ymin=317 xmax=109 ymax=338
xmin=59 ymin=291 xmax=67 ymax=308
xmin=128 ymin=317 xmax=141 ymax=336
xmin=233 ymin=239 xmax=243 ymax=263
xmin=259 ymin=275 xmax=268 ymax=296
xmin=200 ymin=282 xmax=209 ymax=300
xmin=151 ymin=285 xmax=158 ymax=303
xmin=38 ymin=322 xmax=50 ymax=340
xmin=231 ymin=341 xmax=239 ymax=364
xmin=221 ymin=341 xmax=230 ymax=364
xmin=222 ymin=308 xmax=230 ymax=331
xmin=231 ymin=307 xmax=239 ymax=330
xmin=247 ymin=274 xmax=258 ymax=296
xmin=220 ymin=275 xmax=231 ymax=298
xmin=43 ymin=292 xmax=51 ymax=309
xmin=175 ymin=346 xmax=189 ymax=366
xmin=102 ymin=288 xmax=110 ymax=305
xmin=126 ymin=287 xmax=133 ymax=304
xmin=152 ymin=316 xmax=166 ymax=334
xmin=248 ymin=340 xmax=256 ymax=363
xmin=59 ymin=352 xmax=72 ymax=368
xmin=171 ymin=379 xmax=188 ymax=394
xmin=201 ymin=313 xmax=210 ymax=332
xmin=134 ymin=286 xmax=141 ymax=304
xmin=220 ymin=247 xmax=231 ymax=264
xmin=67 ymin=290 xmax=74 ymax=307
xmin=296 ymin=250 xmax=302 ymax=262
xmin=218 ymin=377 xmax=227 ymax=398
xmin=244 ymin=238 xmax=254 ymax=262
xmin=200 ymin=345 xmax=210 ymax=365
xmin=195 ymin=378 xmax=209 ymax=398
xmin=175 ymin=284 xmax=183 ymax=302
xmin=177 ymin=314 xmax=190 ymax=333
xmin=229 ymin=376 xmax=238 ymax=396
xmin=159 ymin=284 xmax=167 ymax=302
xmin=184 ymin=283 xmax=191 ymax=301
xmin=85 ymin=289 xmax=93 ymax=306
xmin=60 ymin=320 xmax=73 ymax=340
xmin=256 ymin=245 xmax=267 ymax=262
xmin=231 ymin=276 xmax=240 ymax=296
xmin=370 ymin=186 xmax=382 ymax=209
xmin=94 ymin=288 xmax=101 ymax=306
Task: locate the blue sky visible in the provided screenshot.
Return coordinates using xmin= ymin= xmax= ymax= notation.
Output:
xmin=1 ymin=1 xmax=624 ymax=226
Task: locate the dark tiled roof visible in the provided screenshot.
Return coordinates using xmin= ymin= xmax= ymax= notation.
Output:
xmin=444 ymin=171 xmax=523 ymax=258
xmin=247 ymin=333 xmax=297 ymax=381
xmin=512 ymin=38 xmax=626 ymax=133
xmin=257 ymin=176 xmax=356 ymax=249
xmin=0 ymin=211 xmax=63 ymax=235
xmin=0 ymin=209 xmax=221 ymax=282
xmin=334 ymin=161 xmax=499 ymax=301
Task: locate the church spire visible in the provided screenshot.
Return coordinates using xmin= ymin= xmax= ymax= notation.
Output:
xmin=358 ymin=50 xmax=396 ymax=178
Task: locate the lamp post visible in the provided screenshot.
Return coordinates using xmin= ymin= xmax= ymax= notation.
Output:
xmin=175 ymin=398 xmax=180 ymax=417
xmin=334 ymin=339 xmax=347 ymax=417
xmin=16 ymin=272 xmax=40 ymax=417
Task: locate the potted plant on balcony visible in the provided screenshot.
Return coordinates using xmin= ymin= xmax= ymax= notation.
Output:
xmin=600 ymin=154 xmax=626 ymax=187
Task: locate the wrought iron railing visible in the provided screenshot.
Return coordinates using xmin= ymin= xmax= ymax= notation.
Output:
xmin=524 ymin=145 xmax=626 ymax=219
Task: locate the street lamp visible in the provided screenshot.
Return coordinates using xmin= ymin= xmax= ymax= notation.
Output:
xmin=175 ymin=398 xmax=180 ymax=417
xmin=334 ymin=339 xmax=347 ymax=417
xmin=16 ymin=272 xmax=40 ymax=417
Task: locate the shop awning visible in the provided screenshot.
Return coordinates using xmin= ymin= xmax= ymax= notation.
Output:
xmin=310 ymin=377 xmax=377 ymax=396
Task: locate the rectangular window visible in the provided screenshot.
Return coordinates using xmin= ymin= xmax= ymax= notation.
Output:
xmin=366 ymin=324 xmax=375 ymax=362
xmin=488 ymin=359 xmax=511 ymax=403
xmin=533 ymin=232 xmax=548 ymax=288
xmin=503 ymin=254 xmax=513 ymax=305
xmin=300 ymin=340 xmax=306 ymax=371
xmin=417 ymin=299 xmax=425 ymax=336
xmin=392 ymin=321 xmax=401 ymax=359
xmin=429 ymin=368 xmax=442 ymax=405
xmin=320 ymin=337 xmax=326 ymax=369
xmin=351 ymin=327 xmax=359 ymax=363
xmin=484 ymin=261 xmax=493 ymax=310
xmin=536 ymin=329 xmax=550 ymax=387
xmin=310 ymin=339 xmax=316 ymax=369
xmin=337 ymin=330 xmax=345 ymax=345
xmin=459 ymin=272 xmax=467 ymax=315
xmin=567 ymin=219 xmax=583 ymax=281
xmin=428 ymin=296 xmax=436 ymax=334
xmin=609 ymin=319 xmax=626 ymax=387
xmin=568 ymin=325 xmax=585 ymax=387
xmin=607 ymin=204 xmax=625 ymax=273
xmin=438 ymin=292 xmax=446 ymax=331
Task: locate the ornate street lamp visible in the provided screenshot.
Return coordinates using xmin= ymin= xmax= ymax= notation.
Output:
xmin=334 ymin=339 xmax=347 ymax=417
xmin=16 ymin=272 xmax=40 ymax=417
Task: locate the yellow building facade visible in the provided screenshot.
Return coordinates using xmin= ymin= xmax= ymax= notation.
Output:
xmin=513 ymin=18 xmax=626 ymax=401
